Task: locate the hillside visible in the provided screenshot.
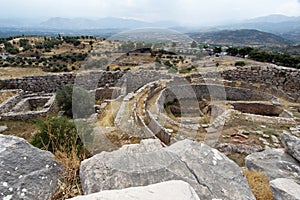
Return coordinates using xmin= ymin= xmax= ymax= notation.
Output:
xmin=189 ymin=29 xmax=291 ymax=46
xmin=219 ymin=15 xmax=300 ymax=43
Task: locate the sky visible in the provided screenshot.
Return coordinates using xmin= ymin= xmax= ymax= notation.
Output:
xmin=0 ymin=0 xmax=300 ymax=26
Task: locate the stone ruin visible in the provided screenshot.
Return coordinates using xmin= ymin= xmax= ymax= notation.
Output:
xmin=0 ymin=90 xmax=55 ymax=120
xmin=0 ymin=64 xmax=300 ymax=200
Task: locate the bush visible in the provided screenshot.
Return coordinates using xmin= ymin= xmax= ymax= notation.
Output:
xmin=31 ymin=116 xmax=92 ymax=199
xmin=235 ymin=61 xmax=246 ymax=67
xmin=56 ymin=84 xmax=94 ymax=118
xmin=30 ymin=116 xmax=87 ymax=157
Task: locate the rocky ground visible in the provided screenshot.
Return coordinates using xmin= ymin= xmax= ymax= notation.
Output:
xmin=0 ymin=128 xmax=299 ymax=200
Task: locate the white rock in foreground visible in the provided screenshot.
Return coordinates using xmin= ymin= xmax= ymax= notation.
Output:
xmin=80 ymin=139 xmax=255 ymax=200
xmin=282 ymin=132 xmax=300 ymax=162
xmin=0 ymin=134 xmax=64 ymax=200
xmin=270 ymin=178 xmax=300 ymax=200
xmin=67 ymin=180 xmax=200 ymax=200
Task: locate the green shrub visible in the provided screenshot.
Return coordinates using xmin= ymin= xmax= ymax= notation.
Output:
xmin=56 ymin=84 xmax=94 ymax=118
xmin=235 ymin=61 xmax=246 ymax=67
xmin=30 ymin=116 xmax=87 ymax=157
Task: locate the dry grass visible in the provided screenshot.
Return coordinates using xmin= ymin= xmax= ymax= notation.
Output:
xmin=0 ymin=120 xmax=38 ymax=141
xmin=0 ymin=91 xmax=16 ymax=104
xmin=106 ymin=131 xmax=141 ymax=147
xmin=0 ymin=67 xmax=47 ymax=78
xmin=51 ymin=148 xmax=87 ymax=200
xmin=244 ymin=170 xmax=274 ymax=200
xmin=97 ymin=101 xmax=121 ymax=126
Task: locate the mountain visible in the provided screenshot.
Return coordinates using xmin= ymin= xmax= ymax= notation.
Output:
xmin=39 ymin=17 xmax=177 ymax=30
xmin=246 ymin=14 xmax=300 ymax=23
xmin=220 ymin=14 xmax=300 ymax=43
xmin=0 ymin=18 xmax=43 ymax=27
xmin=189 ymin=29 xmax=291 ymax=46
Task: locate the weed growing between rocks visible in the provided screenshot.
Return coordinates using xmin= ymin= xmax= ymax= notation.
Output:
xmin=243 ymin=170 xmax=274 ymax=200
xmin=30 ymin=116 xmax=91 ymax=199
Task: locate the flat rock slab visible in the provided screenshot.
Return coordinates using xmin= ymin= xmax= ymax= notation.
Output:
xmin=80 ymin=139 xmax=255 ymax=200
xmin=270 ymin=178 xmax=300 ymax=200
xmin=282 ymin=132 xmax=300 ymax=162
xmin=0 ymin=134 xmax=64 ymax=200
xmin=0 ymin=125 xmax=8 ymax=133
xmin=67 ymin=180 xmax=200 ymax=200
xmin=245 ymin=148 xmax=300 ymax=181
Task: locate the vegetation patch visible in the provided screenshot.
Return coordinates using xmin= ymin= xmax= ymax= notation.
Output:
xmin=244 ymin=170 xmax=274 ymax=200
xmin=0 ymin=90 xmax=16 ymax=104
xmin=30 ymin=116 xmax=91 ymax=199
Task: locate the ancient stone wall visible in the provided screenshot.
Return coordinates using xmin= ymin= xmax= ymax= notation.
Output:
xmin=122 ymin=70 xmax=172 ymax=93
xmin=0 ymin=70 xmax=172 ymax=94
xmin=157 ymin=84 xmax=277 ymax=107
xmin=0 ymin=93 xmax=56 ymax=120
xmin=191 ymin=64 xmax=300 ymax=102
xmin=0 ymin=71 xmax=124 ymax=93
xmin=0 ymin=90 xmax=23 ymax=114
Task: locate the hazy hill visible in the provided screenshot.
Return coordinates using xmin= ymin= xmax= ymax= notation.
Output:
xmin=39 ymin=17 xmax=177 ymax=30
xmin=221 ymin=15 xmax=300 ymax=43
xmin=189 ymin=29 xmax=291 ymax=46
xmin=245 ymin=14 xmax=300 ymax=23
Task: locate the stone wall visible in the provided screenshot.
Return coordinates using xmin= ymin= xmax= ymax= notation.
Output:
xmin=121 ymin=70 xmax=172 ymax=93
xmin=0 ymin=65 xmax=299 ymax=101
xmin=191 ymin=64 xmax=300 ymax=102
xmin=0 ymin=90 xmax=23 ymax=114
xmin=0 ymin=93 xmax=56 ymax=120
xmin=0 ymin=70 xmax=172 ymax=94
xmin=0 ymin=71 xmax=124 ymax=93
xmin=157 ymin=84 xmax=277 ymax=107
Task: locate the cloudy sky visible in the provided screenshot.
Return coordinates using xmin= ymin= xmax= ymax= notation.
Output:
xmin=1 ymin=0 xmax=300 ymax=25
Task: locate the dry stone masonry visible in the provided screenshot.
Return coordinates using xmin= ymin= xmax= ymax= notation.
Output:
xmin=0 ymin=63 xmax=300 ymax=199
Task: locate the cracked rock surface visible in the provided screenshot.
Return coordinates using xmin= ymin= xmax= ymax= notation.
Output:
xmin=80 ymin=139 xmax=255 ymax=200
xmin=0 ymin=134 xmax=65 ymax=200
xmin=245 ymin=148 xmax=300 ymax=181
xmin=68 ymin=180 xmax=200 ymax=200
xmin=282 ymin=132 xmax=300 ymax=162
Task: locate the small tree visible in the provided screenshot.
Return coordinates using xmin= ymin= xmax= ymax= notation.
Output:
xmin=226 ymin=47 xmax=238 ymax=56
xmin=213 ymin=46 xmax=222 ymax=54
xmin=235 ymin=61 xmax=246 ymax=67
xmin=191 ymin=41 xmax=198 ymax=48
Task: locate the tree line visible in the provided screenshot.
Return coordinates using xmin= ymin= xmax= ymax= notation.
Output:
xmin=226 ymin=46 xmax=300 ymax=69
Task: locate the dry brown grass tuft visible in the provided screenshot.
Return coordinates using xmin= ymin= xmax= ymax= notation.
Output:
xmin=0 ymin=91 xmax=16 ymax=104
xmin=97 ymin=101 xmax=121 ymax=126
xmin=51 ymin=147 xmax=87 ymax=200
xmin=243 ymin=170 xmax=274 ymax=200
xmin=30 ymin=116 xmax=90 ymax=200
xmin=106 ymin=131 xmax=141 ymax=147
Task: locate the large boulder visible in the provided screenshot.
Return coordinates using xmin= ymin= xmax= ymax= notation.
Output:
xmin=270 ymin=178 xmax=300 ymax=200
xmin=245 ymin=148 xmax=300 ymax=181
xmin=0 ymin=134 xmax=65 ymax=200
xmin=80 ymin=139 xmax=255 ymax=200
xmin=67 ymin=180 xmax=200 ymax=200
xmin=282 ymin=132 xmax=300 ymax=162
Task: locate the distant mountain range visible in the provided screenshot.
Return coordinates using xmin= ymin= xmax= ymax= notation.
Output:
xmin=245 ymin=14 xmax=300 ymax=23
xmin=0 ymin=14 xmax=299 ymax=44
xmin=0 ymin=14 xmax=298 ymax=31
xmin=219 ymin=14 xmax=300 ymax=43
xmin=0 ymin=17 xmax=178 ymax=30
xmin=189 ymin=29 xmax=291 ymax=46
